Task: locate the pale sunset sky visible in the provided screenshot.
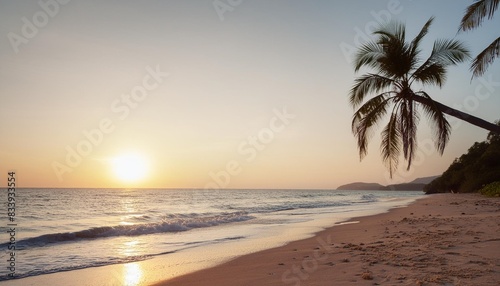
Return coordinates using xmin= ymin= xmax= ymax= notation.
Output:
xmin=1 ymin=0 xmax=499 ymax=189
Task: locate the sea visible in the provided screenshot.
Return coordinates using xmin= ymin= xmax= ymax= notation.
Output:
xmin=0 ymin=188 xmax=423 ymax=283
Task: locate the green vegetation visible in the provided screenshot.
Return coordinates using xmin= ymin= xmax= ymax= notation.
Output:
xmin=479 ymin=182 xmax=500 ymax=197
xmin=424 ymin=127 xmax=500 ymax=194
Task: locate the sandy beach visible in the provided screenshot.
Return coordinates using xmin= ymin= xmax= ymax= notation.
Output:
xmin=157 ymin=193 xmax=500 ymax=286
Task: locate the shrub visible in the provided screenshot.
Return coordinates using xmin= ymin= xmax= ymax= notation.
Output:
xmin=479 ymin=181 xmax=500 ymax=197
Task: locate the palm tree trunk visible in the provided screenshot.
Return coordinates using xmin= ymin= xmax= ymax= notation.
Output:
xmin=413 ymin=95 xmax=500 ymax=134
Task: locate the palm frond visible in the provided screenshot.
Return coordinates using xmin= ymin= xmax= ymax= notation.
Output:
xmin=377 ymin=42 xmax=412 ymax=78
xmin=409 ymin=17 xmax=434 ymax=62
xmin=398 ymin=100 xmax=419 ymax=170
xmin=410 ymin=17 xmax=434 ymax=49
xmin=349 ymin=74 xmax=394 ymax=108
xmin=380 ymin=111 xmax=401 ymax=178
xmin=460 ymin=0 xmax=500 ymax=31
xmin=411 ymin=63 xmax=447 ymax=87
xmin=374 ymin=24 xmax=413 ymax=78
xmin=415 ymin=91 xmax=451 ymax=154
xmin=432 ymin=39 xmax=471 ymax=65
xmin=354 ymin=41 xmax=385 ymax=72
xmin=352 ymin=94 xmax=394 ymax=160
xmin=471 ymin=37 xmax=500 ymax=77
xmin=411 ymin=39 xmax=470 ymax=85
xmin=374 ymin=20 xmax=406 ymax=43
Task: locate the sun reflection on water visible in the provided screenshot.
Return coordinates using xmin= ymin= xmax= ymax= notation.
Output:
xmin=121 ymin=240 xmax=140 ymax=257
xmin=114 ymin=191 xmax=145 ymax=285
xmin=120 ymin=194 xmax=139 ymax=225
xmin=123 ymin=263 xmax=143 ymax=286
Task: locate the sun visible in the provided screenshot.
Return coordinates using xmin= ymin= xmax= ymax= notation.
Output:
xmin=111 ymin=153 xmax=149 ymax=182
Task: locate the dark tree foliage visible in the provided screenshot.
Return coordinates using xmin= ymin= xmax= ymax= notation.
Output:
xmin=424 ymin=126 xmax=500 ymax=194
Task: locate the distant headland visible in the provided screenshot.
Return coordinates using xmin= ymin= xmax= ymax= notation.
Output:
xmin=336 ymin=176 xmax=439 ymax=191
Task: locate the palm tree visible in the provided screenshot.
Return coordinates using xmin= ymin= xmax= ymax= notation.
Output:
xmin=459 ymin=0 xmax=499 ymax=78
xmin=350 ymin=17 xmax=500 ymax=177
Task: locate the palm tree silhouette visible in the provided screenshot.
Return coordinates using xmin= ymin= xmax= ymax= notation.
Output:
xmin=350 ymin=17 xmax=500 ymax=177
xmin=459 ymin=0 xmax=499 ymax=78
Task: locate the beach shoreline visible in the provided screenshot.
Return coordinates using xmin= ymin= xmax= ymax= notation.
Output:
xmin=156 ymin=193 xmax=500 ymax=286
xmin=3 ymin=193 xmax=498 ymax=286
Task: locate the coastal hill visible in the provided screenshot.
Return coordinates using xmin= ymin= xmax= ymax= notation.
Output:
xmin=410 ymin=176 xmax=440 ymax=184
xmin=336 ymin=182 xmax=384 ymax=190
xmin=337 ymin=176 xmax=439 ymax=191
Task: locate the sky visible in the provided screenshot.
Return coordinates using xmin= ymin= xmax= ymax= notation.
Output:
xmin=1 ymin=0 xmax=499 ymax=189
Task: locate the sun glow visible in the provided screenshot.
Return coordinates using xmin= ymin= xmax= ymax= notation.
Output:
xmin=111 ymin=153 xmax=149 ymax=183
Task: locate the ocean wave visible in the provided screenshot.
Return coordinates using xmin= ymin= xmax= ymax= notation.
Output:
xmin=231 ymin=201 xmax=352 ymax=214
xmin=3 ymin=212 xmax=253 ymax=248
xmin=360 ymin=194 xmax=378 ymax=202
